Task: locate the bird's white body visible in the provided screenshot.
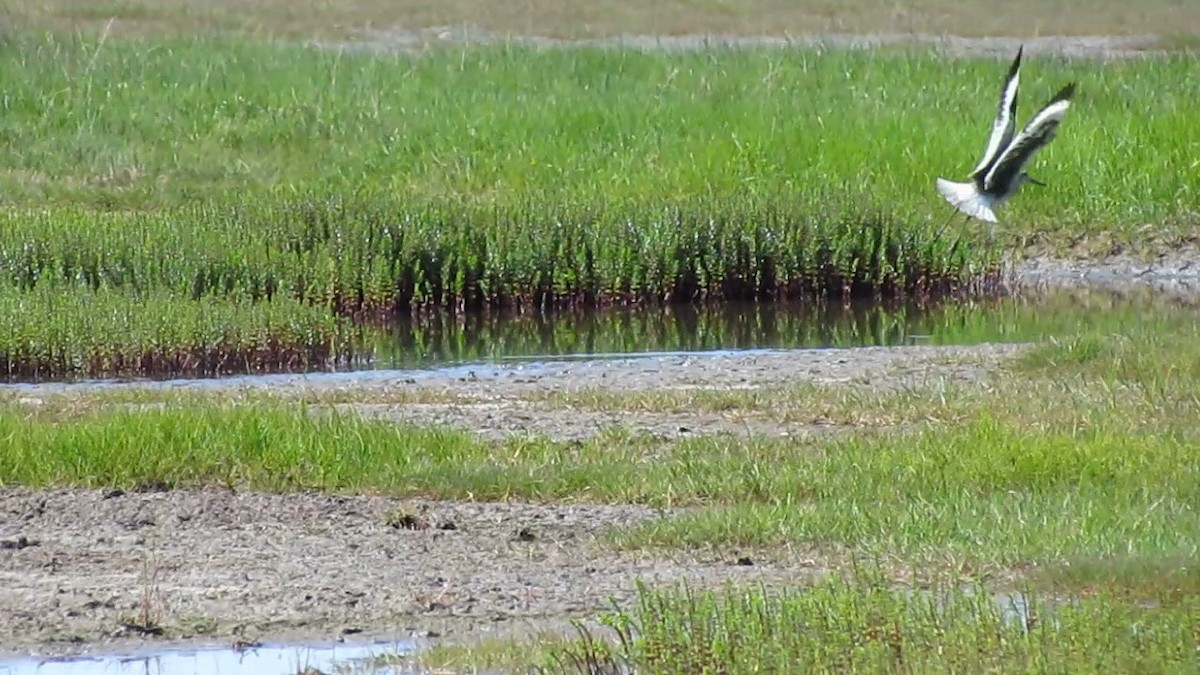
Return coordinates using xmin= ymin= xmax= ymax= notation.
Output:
xmin=935 ymin=177 xmax=1003 ymax=223
xmin=936 ymin=46 xmax=1076 ymax=226
xmin=936 ymin=171 xmax=1037 ymax=223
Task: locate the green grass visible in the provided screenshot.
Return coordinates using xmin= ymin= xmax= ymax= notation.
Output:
xmin=1 ymin=8 xmax=1197 ymax=668
xmin=0 ymin=194 xmax=973 ymax=310
xmin=0 ymin=402 xmax=827 ymax=501
xmin=618 ymin=417 xmax=1197 ymax=564
xmin=0 ymin=284 xmax=346 ymax=380
xmin=518 ymin=579 xmax=1200 ymax=674
xmin=0 ymin=403 xmax=491 ymax=492
xmin=0 ymin=35 xmax=1195 ymax=378
xmin=611 ymin=315 xmax=1200 ymax=566
xmin=1032 ymin=555 xmax=1200 ymax=606
xmin=2 ymin=35 xmax=1197 ymax=236
xmin=402 ymin=575 xmax=1200 ymax=673
xmin=0 ymin=195 xmax=977 ymax=379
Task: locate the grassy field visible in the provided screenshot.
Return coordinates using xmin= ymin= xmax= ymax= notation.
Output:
xmin=0 ymin=30 xmax=1197 ymax=378
xmin=3 ymin=37 xmax=1196 ymax=224
xmin=445 ymin=310 xmax=1197 ymax=672
xmin=7 ymin=308 xmax=1197 ymax=521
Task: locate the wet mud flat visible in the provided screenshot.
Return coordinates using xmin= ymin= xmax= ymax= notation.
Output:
xmin=0 ymin=343 xmax=1028 ymax=658
xmin=1012 ymin=249 xmax=1200 ymax=294
xmin=0 ymin=488 xmax=823 ymax=660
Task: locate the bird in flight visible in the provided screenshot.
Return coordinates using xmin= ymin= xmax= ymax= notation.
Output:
xmin=935 ymin=46 xmax=1077 ymax=234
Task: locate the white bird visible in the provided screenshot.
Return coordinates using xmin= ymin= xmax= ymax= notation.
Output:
xmin=935 ymin=46 xmax=1077 ymax=234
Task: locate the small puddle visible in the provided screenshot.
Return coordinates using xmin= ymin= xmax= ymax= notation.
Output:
xmin=0 ymin=638 xmax=418 ymax=675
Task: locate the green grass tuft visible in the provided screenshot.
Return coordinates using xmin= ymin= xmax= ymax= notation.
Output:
xmin=617 ymin=417 xmax=1199 ymax=566
xmin=528 ymin=579 xmax=1200 ymax=674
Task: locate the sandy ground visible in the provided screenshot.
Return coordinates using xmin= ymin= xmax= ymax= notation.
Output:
xmin=0 ymin=343 xmax=1025 ymax=658
xmin=315 ymin=27 xmax=1170 ymax=60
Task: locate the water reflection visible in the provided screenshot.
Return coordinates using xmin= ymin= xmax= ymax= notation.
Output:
xmin=2 ymin=286 xmax=1196 ymax=386
xmin=353 ymin=286 xmax=1200 ymax=370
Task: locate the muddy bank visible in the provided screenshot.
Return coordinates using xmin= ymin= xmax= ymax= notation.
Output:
xmin=10 ymin=343 xmax=1026 ymax=397
xmin=1012 ymin=250 xmax=1200 ymax=296
xmin=6 ymin=344 xmax=1027 ymax=442
xmin=0 ymin=488 xmax=821 ymax=658
xmin=328 ymin=343 xmax=1023 ymax=442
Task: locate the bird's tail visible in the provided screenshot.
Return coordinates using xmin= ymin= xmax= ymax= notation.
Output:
xmin=936 ymin=178 xmax=998 ymax=223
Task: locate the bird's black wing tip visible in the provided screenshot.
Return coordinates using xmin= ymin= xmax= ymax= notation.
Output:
xmin=1009 ymin=45 xmax=1024 ymax=73
xmin=1053 ymin=82 xmax=1078 ymax=102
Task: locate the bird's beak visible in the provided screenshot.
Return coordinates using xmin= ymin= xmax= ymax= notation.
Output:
xmin=1027 ymin=176 xmax=1047 ymax=187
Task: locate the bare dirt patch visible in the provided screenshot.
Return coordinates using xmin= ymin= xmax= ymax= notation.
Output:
xmin=318 ymin=29 xmax=1172 ymax=60
xmin=341 ymin=401 xmax=843 ymax=444
xmin=0 ymin=487 xmax=821 ymax=658
xmin=9 ymin=0 xmax=1198 ymax=43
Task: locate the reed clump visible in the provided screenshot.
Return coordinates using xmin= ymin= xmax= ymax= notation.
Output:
xmin=0 ymin=194 xmax=989 ymax=315
xmin=0 ymin=284 xmax=346 ymax=381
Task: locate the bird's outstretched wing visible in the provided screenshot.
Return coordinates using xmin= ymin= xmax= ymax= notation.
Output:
xmin=984 ymin=82 xmax=1076 ymax=192
xmin=970 ymin=46 xmax=1023 ymax=181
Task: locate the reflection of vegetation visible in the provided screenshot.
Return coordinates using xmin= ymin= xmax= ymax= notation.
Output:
xmin=358 ymin=300 xmax=929 ymax=367
xmin=357 ymin=287 xmax=1200 ymax=368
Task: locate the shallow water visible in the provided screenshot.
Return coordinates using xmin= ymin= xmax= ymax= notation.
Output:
xmin=0 ymin=639 xmax=417 ymax=675
xmin=2 ymin=285 xmax=1197 ymax=390
xmin=260 ymin=286 xmax=1200 ymax=372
